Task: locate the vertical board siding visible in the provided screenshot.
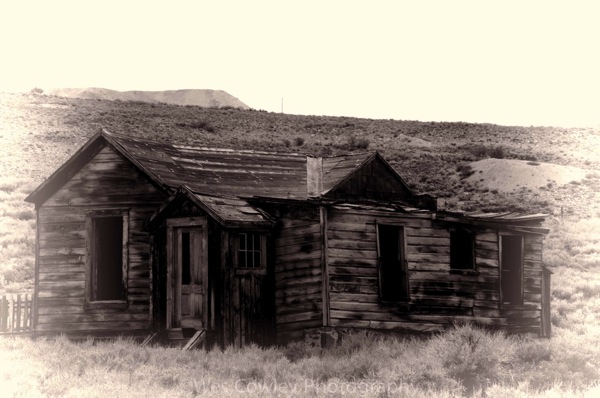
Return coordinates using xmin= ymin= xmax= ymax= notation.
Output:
xmin=326 ymin=208 xmax=545 ymax=334
xmin=273 ymin=207 xmax=323 ymax=343
xmin=36 ymin=145 xmax=166 ymax=334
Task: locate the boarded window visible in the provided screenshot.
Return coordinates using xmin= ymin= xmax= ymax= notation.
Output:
xmin=377 ymin=225 xmax=409 ymax=301
xmin=237 ymin=232 xmax=265 ymax=269
xmin=450 ymin=229 xmax=475 ymax=270
xmin=501 ymin=235 xmax=524 ymax=305
xmin=90 ymin=215 xmax=126 ymax=301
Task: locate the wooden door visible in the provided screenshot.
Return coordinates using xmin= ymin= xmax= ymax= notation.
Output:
xmin=167 ymin=218 xmax=208 ymax=330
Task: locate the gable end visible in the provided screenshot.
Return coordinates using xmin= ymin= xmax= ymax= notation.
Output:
xmin=323 ymin=153 xmax=414 ymax=203
xmin=25 ymin=130 xmax=170 ymax=207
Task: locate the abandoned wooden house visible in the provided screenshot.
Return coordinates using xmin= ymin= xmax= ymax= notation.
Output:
xmin=24 ymin=130 xmax=552 ymax=347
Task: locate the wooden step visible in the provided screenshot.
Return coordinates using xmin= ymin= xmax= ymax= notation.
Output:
xmin=140 ymin=332 xmax=159 ymax=347
xmin=182 ymin=330 xmax=205 ymax=351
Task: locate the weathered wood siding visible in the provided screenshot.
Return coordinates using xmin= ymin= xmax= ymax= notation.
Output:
xmin=36 ymin=145 xmax=166 ymax=334
xmin=326 ymin=207 xmax=545 ymax=334
xmin=273 ymin=207 xmax=323 ymax=343
xmin=325 ymin=157 xmax=412 ymax=202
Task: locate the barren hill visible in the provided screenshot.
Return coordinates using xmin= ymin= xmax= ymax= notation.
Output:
xmin=46 ymin=88 xmax=250 ymax=109
xmin=1 ymin=91 xmax=599 ymax=218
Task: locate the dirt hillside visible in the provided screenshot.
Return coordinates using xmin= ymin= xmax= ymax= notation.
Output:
xmin=46 ymin=88 xmax=250 ymax=109
xmin=467 ymin=158 xmax=588 ymax=192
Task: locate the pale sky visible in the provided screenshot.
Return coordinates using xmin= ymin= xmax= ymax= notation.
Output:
xmin=1 ymin=1 xmax=598 ymax=128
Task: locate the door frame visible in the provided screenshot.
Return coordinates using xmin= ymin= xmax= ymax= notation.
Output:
xmin=499 ymin=233 xmax=525 ymax=306
xmin=166 ymin=217 xmax=208 ymax=329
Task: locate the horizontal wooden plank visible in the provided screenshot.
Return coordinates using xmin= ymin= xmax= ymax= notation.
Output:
xmin=329 ymin=292 xmax=379 ymax=303
xmin=276 ymin=301 xmax=322 ymax=316
xmin=276 ymin=275 xmax=322 ymax=288
xmin=275 ymin=267 xmax=321 ymax=282
xmin=405 ymin=227 xmax=449 ymax=238
xmin=328 ymin=247 xmax=377 ymax=260
xmin=275 ymin=283 xmax=321 ymax=298
xmin=279 ymin=218 xmax=319 ymax=230
xmin=328 ymin=229 xmax=376 ymax=242
xmin=407 ymin=245 xmax=450 ymax=255
xmin=35 ymin=321 xmax=150 ymax=332
xmin=37 ymin=304 xmax=149 ymax=315
xmin=329 ymin=257 xmax=378 ymax=267
xmin=276 ymin=311 xmax=322 ymax=324
xmin=38 ymin=312 xmax=150 ymax=324
xmin=275 ymin=242 xmax=320 ymax=256
xmin=329 ymin=265 xmax=377 ymax=277
xmin=276 ymin=319 xmax=323 ymax=334
xmin=409 ymin=271 xmax=497 ymax=284
xmin=475 ymin=240 xmax=498 ymax=251
xmin=274 ymin=257 xmax=321 ymax=272
xmin=330 ymin=282 xmax=378 ymax=294
xmin=407 ymin=237 xmax=450 ymax=247
xmin=275 ymin=250 xmax=322 ymax=263
xmin=476 ymin=231 xmax=498 ymax=243
xmin=329 ymin=274 xmax=378 ymax=284
xmin=330 ymin=318 xmax=443 ymax=332
xmin=407 ymin=253 xmax=450 ymax=263
xmin=328 ymin=239 xmax=376 ymax=251
xmin=276 ymin=292 xmax=322 ymax=306
xmin=38 ymin=272 xmax=85 ymax=282
xmin=39 ymin=247 xmax=86 ymax=257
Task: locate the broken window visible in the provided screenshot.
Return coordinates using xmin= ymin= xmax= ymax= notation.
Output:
xmin=450 ymin=228 xmax=475 ymax=270
xmin=237 ymin=232 xmax=265 ymax=269
xmin=89 ymin=212 xmax=127 ymax=302
xmin=501 ymin=235 xmax=524 ymax=305
xmin=377 ymin=224 xmax=409 ymax=301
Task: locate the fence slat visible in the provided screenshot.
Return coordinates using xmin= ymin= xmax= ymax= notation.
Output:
xmin=0 ymin=296 xmax=7 ymax=331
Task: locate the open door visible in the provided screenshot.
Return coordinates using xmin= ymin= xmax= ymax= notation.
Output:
xmin=167 ymin=218 xmax=208 ymax=330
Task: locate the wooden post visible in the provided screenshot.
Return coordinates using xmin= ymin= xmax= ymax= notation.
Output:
xmin=0 ymin=296 xmax=7 ymax=331
xmin=16 ymin=295 xmax=21 ymax=331
xmin=541 ymin=267 xmax=552 ymax=338
xmin=320 ymin=206 xmax=330 ymax=327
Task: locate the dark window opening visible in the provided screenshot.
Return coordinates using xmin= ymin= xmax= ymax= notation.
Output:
xmin=181 ymin=232 xmax=191 ymax=285
xmin=238 ymin=232 xmax=263 ymax=268
xmin=377 ymin=225 xmax=409 ymax=301
xmin=450 ymin=229 xmax=475 ymax=270
xmin=91 ymin=216 xmax=125 ymax=301
xmin=501 ymin=235 xmax=524 ymax=305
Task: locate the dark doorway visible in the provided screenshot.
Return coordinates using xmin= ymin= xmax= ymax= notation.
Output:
xmin=377 ymin=225 xmax=409 ymax=301
xmin=501 ymin=235 xmax=524 ymax=305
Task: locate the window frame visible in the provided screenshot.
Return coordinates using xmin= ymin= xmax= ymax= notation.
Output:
xmin=85 ymin=209 xmax=129 ymax=309
xmin=376 ymin=222 xmax=410 ymax=303
xmin=233 ymin=231 xmax=267 ymax=275
xmin=449 ymin=227 xmax=476 ymax=272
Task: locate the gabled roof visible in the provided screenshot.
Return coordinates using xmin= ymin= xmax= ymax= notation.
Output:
xmin=25 ymin=130 xmax=395 ymax=206
xmin=148 ymin=185 xmax=275 ymax=229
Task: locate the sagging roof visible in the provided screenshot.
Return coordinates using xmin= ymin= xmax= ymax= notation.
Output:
xmin=25 ymin=129 xmax=396 ymax=206
xmin=436 ymin=211 xmax=550 ymax=234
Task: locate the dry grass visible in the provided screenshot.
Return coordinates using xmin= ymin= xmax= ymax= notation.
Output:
xmin=0 ymin=92 xmax=599 ymax=395
xmin=0 ymin=324 xmax=598 ymax=397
